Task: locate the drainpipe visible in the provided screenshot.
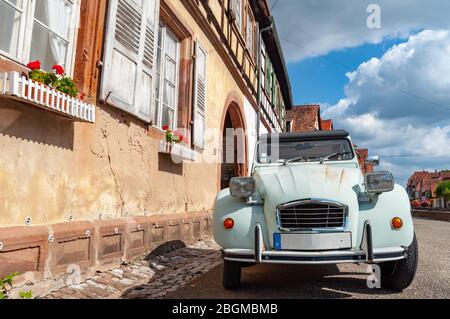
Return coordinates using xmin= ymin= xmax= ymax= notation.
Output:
xmin=256 ymin=17 xmax=273 ymax=141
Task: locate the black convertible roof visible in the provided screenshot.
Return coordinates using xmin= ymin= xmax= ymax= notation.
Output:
xmin=260 ymin=130 xmax=350 ymax=142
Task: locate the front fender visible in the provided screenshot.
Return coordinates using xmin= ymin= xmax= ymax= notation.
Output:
xmin=213 ymin=189 xmax=270 ymax=249
xmin=357 ymin=184 xmax=414 ymax=249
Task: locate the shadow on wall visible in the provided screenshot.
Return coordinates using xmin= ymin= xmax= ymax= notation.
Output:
xmin=145 ymin=240 xmax=187 ymax=259
xmin=0 ymin=98 xmax=75 ymax=150
xmin=158 ymin=153 xmax=184 ymax=175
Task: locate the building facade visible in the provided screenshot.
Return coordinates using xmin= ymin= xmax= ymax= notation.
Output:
xmin=0 ymin=0 xmax=291 ymax=279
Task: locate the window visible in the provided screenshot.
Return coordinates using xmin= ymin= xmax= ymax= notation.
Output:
xmin=0 ymin=0 xmax=79 ymax=74
xmin=230 ymin=0 xmax=242 ymax=32
xmin=258 ymin=139 xmax=355 ymax=164
xmin=265 ymin=59 xmax=272 ymax=98
xmin=245 ymin=6 xmax=255 ymax=59
xmin=154 ymin=24 xmax=180 ymax=129
xmin=260 ymin=42 xmax=266 ymax=91
xmin=286 ymin=120 xmax=292 ymax=132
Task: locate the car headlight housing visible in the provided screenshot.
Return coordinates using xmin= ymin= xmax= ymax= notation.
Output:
xmin=364 ymin=171 xmax=394 ymax=193
xmin=230 ymin=177 xmax=256 ymax=198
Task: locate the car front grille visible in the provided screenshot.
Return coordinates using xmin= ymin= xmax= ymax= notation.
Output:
xmin=277 ymin=200 xmax=347 ymax=230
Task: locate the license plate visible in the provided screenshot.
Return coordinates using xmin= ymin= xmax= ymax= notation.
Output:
xmin=273 ymin=232 xmax=352 ymax=251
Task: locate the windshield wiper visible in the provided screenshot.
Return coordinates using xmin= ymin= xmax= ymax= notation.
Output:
xmin=319 ymin=151 xmax=352 ymax=164
xmin=285 ymin=156 xmax=309 ymax=164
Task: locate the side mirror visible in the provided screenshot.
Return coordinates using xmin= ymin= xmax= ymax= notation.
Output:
xmin=365 ymin=156 xmax=380 ymax=167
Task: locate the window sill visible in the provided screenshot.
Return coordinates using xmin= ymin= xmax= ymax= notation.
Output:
xmin=0 ymin=72 xmax=95 ymax=123
xmin=158 ymin=140 xmax=197 ymax=161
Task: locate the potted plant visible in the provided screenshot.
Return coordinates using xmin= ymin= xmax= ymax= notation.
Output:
xmin=162 ymin=125 xmax=185 ymax=152
xmin=25 ymin=60 xmax=81 ymax=99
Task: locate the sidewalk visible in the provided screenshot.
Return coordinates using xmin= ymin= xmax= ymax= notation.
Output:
xmin=41 ymin=240 xmax=221 ymax=299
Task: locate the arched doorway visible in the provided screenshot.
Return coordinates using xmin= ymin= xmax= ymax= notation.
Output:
xmin=220 ymin=101 xmax=248 ymax=190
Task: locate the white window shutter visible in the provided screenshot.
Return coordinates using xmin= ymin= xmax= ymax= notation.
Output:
xmin=193 ymin=41 xmax=207 ymax=148
xmin=100 ymin=0 xmax=159 ymax=122
xmin=136 ymin=0 xmax=160 ymax=121
xmin=231 ymin=0 xmax=242 ymax=31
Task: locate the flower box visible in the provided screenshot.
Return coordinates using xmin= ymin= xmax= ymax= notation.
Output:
xmin=0 ymin=71 xmax=95 ymax=123
xmin=158 ymin=140 xmax=197 ymax=162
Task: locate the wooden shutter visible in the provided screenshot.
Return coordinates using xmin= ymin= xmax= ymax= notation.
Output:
xmin=193 ymin=41 xmax=207 ymax=148
xmin=100 ymin=0 xmax=160 ymax=122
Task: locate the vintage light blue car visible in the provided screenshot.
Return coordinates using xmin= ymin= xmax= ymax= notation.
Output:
xmin=213 ymin=130 xmax=418 ymax=290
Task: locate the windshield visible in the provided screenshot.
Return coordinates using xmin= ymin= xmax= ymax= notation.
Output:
xmin=257 ymin=139 xmax=354 ymax=164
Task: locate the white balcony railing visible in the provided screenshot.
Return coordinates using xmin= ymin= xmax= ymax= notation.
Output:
xmin=0 ymin=71 xmax=95 ymax=123
xmin=158 ymin=140 xmax=197 ymax=162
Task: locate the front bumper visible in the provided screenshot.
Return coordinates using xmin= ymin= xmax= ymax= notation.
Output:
xmin=222 ymin=222 xmax=406 ymax=265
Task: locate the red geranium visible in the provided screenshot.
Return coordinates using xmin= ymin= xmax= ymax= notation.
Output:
xmin=162 ymin=125 xmax=170 ymax=131
xmin=420 ymin=200 xmax=431 ymax=208
xmin=177 ymin=135 xmax=184 ymax=142
xmin=410 ymin=200 xmax=420 ymax=208
xmin=52 ymin=64 xmax=65 ymax=75
xmin=27 ymin=60 xmax=41 ymax=70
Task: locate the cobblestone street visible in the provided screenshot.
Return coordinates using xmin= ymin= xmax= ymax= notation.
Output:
xmin=41 ymin=240 xmax=221 ymax=299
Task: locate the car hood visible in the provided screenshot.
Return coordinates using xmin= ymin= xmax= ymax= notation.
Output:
xmin=254 ymin=164 xmax=362 ymax=236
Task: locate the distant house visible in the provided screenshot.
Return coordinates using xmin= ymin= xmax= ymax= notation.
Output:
xmin=286 ymin=104 xmax=321 ymax=132
xmin=321 ymin=119 xmax=334 ymax=131
xmin=355 ymin=148 xmax=374 ymax=174
xmin=407 ymin=171 xmax=450 ymax=208
xmin=407 ymin=171 xmax=429 ymax=200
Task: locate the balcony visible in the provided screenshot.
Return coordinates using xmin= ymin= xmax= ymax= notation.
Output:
xmin=0 ymin=72 xmax=95 ymax=123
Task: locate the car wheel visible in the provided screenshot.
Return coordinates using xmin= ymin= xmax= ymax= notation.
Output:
xmin=223 ymin=260 xmax=241 ymax=290
xmin=380 ymin=233 xmax=418 ymax=291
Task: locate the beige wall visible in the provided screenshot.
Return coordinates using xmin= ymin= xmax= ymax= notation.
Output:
xmin=0 ymin=0 xmax=253 ymax=227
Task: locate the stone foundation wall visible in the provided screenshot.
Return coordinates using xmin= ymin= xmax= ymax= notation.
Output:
xmin=412 ymin=210 xmax=450 ymax=222
xmin=0 ymin=211 xmax=212 ymax=282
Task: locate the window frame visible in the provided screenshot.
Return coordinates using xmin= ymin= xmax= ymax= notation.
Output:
xmin=153 ymin=22 xmax=181 ymax=130
xmin=244 ymin=3 xmax=256 ymax=60
xmin=230 ymin=0 xmax=243 ymax=33
xmin=0 ymin=0 xmax=80 ymax=76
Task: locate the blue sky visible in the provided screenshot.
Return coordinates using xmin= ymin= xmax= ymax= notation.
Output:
xmin=269 ymin=0 xmax=450 ymax=186
xmin=287 ymin=39 xmax=406 ymax=105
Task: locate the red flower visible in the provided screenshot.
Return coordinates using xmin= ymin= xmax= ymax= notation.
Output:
xmin=52 ymin=64 xmax=65 ymax=75
xmin=79 ymin=93 xmax=85 ymax=101
xmin=177 ymin=135 xmax=184 ymax=142
xmin=162 ymin=125 xmax=170 ymax=131
xmin=27 ymin=60 xmax=41 ymax=70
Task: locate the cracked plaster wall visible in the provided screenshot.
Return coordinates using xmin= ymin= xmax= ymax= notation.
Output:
xmin=0 ymin=0 xmax=252 ymax=227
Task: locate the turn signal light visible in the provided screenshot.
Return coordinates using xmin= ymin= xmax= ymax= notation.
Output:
xmin=391 ymin=217 xmax=403 ymax=229
xmin=224 ymin=218 xmax=234 ymax=230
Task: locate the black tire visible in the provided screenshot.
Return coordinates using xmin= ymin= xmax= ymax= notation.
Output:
xmin=380 ymin=233 xmax=418 ymax=291
xmin=223 ymin=260 xmax=241 ymax=290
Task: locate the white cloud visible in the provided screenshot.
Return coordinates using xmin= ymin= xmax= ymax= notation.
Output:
xmin=270 ymin=0 xmax=450 ymax=62
xmin=322 ymin=30 xmax=450 ymax=186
